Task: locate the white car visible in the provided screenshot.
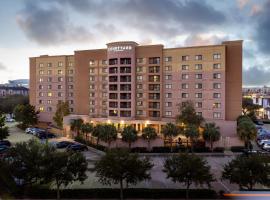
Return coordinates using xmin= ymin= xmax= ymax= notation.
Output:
xmin=263 ymin=143 xmax=270 ymax=150
xmin=258 ymin=139 xmax=270 ymax=146
xmin=5 ymin=118 xmax=15 ymax=122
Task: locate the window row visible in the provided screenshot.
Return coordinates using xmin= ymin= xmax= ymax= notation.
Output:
xmin=38 ymin=92 xmax=74 ymax=97
xmin=39 ymin=77 xmax=73 ymax=82
xmin=164 ymin=53 xmax=221 ymax=62
xmin=38 ymin=99 xmax=74 ymax=105
xmin=38 ymin=84 xmax=73 ymax=90
xmin=39 ymin=69 xmax=73 ymax=75
xmin=164 ymin=82 xmax=221 ymax=89
xmin=39 ymin=62 xmax=72 ymax=68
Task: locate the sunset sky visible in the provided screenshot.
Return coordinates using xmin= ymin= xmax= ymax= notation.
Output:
xmin=0 ymin=0 xmax=269 ymax=86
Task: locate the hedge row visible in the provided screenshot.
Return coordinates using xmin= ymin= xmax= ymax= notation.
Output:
xmin=20 ymin=188 xmax=218 ymax=199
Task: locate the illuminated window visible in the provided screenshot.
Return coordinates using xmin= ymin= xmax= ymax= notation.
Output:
xmin=47 ymin=92 xmax=52 ymax=97
xmin=39 ymin=107 xmax=44 ymax=112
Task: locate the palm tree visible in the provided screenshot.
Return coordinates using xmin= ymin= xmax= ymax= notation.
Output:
xmin=237 ymin=118 xmax=257 ymax=150
xmin=202 ymin=123 xmax=220 ymax=152
xmin=142 ymin=126 xmax=157 ymax=151
xmin=184 ymin=124 xmax=199 ymax=152
xmin=70 ymin=119 xmax=83 ymax=137
xmin=81 ymin=123 xmax=93 ymax=140
xmin=161 ymin=123 xmax=180 ymax=152
xmin=100 ymin=124 xmax=117 ymax=148
xmin=92 ymin=124 xmax=104 ymax=146
xmin=121 ymin=125 xmax=138 ymax=149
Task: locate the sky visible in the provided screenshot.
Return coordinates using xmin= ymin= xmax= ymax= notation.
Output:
xmin=0 ymin=0 xmax=269 ymax=87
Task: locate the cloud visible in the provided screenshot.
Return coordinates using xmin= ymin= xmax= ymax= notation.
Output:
xmin=250 ymin=4 xmax=263 ymax=16
xmin=0 ymin=62 xmax=7 ymax=71
xmin=16 ymin=2 xmax=95 ymax=45
xmin=243 ymin=66 xmax=270 ymax=86
xmin=184 ymin=34 xmax=229 ymax=46
xmin=237 ymin=0 xmax=250 ymax=9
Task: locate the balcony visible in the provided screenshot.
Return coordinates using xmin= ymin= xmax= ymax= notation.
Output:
xmin=120 ymin=84 xmax=131 ymax=91
xmin=149 ymin=111 xmax=160 ymax=117
xmin=149 ymin=93 xmax=160 ymax=100
xmin=109 ymin=76 xmax=118 ymax=82
xmin=120 ymin=75 xmax=131 ymax=82
xmin=109 ymin=93 xmax=118 ymax=99
xmin=149 ymin=66 xmax=160 ymax=73
xmin=149 ymin=84 xmax=160 ymax=91
xmin=120 ymin=102 xmax=131 ymax=108
xmin=149 ymin=57 xmax=160 ymax=64
xmin=149 ymin=102 xmax=160 ymax=109
xmin=149 ymin=75 xmax=160 ymax=82
xmin=120 ymin=93 xmax=131 ymax=100
xmin=120 ymin=67 xmax=131 ymax=73
xmin=109 ymin=67 xmax=118 ymax=74
xmin=120 ymin=110 xmax=131 ymax=117
xmin=109 ymin=84 xmax=118 ymax=91
xmin=109 ymin=102 xmax=118 ymax=108
xmin=109 ymin=110 xmax=118 ymax=116
xmin=109 ymin=58 xmax=118 ymax=65
xmin=120 ymin=58 xmax=131 ymax=65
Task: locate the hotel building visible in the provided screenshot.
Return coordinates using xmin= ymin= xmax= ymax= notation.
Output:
xmin=30 ymin=40 xmax=242 ymax=145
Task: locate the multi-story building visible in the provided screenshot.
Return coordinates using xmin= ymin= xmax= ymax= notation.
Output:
xmin=30 ymin=40 xmax=242 ymax=145
xmin=0 ymin=85 xmax=28 ymax=97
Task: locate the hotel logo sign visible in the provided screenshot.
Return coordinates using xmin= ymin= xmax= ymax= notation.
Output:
xmin=108 ymin=45 xmax=132 ymax=52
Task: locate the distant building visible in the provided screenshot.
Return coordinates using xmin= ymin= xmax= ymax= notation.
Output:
xmin=7 ymin=79 xmax=29 ymax=88
xmin=242 ymin=86 xmax=270 ymax=95
xmin=0 ymin=85 xmax=29 ymax=97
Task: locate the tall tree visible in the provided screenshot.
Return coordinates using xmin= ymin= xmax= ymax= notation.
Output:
xmin=202 ymin=123 xmax=221 ymax=152
xmin=100 ymin=124 xmax=117 ymax=148
xmin=176 ymin=101 xmax=204 ymax=127
xmin=237 ymin=118 xmax=257 ymax=150
xmin=81 ymin=123 xmax=93 ymax=140
xmin=242 ymin=97 xmax=261 ymax=116
xmin=161 ymin=123 xmax=180 ymax=152
xmin=92 ymin=124 xmax=105 ymax=146
xmin=142 ymin=126 xmax=157 ymax=151
xmin=0 ymin=94 xmax=29 ymax=114
xmin=184 ymin=124 xmax=199 ymax=152
xmin=121 ymin=125 xmax=138 ymax=149
xmin=53 ymin=101 xmax=70 ymax=128
xmin=0 ymin=114 xmax=9 ymax=141
xmin=13 ymin=104 xmax=38 ymax=129
xmin=222 ymin=155 xmax=270 ymax=190
xmin=70 ymin=119 xmax=84 ymax=137
xmin=163 ymin=153 xmax=215 ymax=199
xmin=93 ymin=148 xmax=153 ymax=200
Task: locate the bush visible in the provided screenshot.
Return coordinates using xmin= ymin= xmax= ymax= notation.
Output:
xmin=193 ymin=147 xmax=210 ymax=153
xmin=213 ymin=147 xmax=225 ymax=153
xmin=74 ymin=136 xmax=107 ymax=151
xmin=20 ymin=188 xmax=218 ymax=199
xmin=131 ymin=147 xmax=148 ymax=153
xmin=230 ymin=146 xmax=245 ymax=152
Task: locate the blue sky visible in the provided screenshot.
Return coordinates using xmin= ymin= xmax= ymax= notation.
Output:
xmin=0 ymin=0 xmax=269 ymax=86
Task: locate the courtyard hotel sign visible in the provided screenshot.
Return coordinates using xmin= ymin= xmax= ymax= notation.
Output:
xmin=108 ymin=45 xmax=132 ymax=52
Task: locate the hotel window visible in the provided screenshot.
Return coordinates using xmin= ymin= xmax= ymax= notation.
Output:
xmin=58 ymin=92 xmax=62 ymax=97
xmin=39 ymin=92 xmax=44 ymax=97
xmin=136 ymin=66 xmax=143 ymax=72
xmin=89 ymin=76 xmax=95 ymax=81
xmin=58 ymin=62 xmax=63 ymax=67
xmin=149 ymin=93 xmax=160 ymax=100
xmin=165 ymin=56 xmax=172 ymax=62
xmin=47 ymin=70 xmax=52 ymax=75
xmin=47 ymin=100 xmax=52 ymax=104
xmin=69 ymin=100 xmax=74 ymax=105
xmin=149 ymin=84 xmax=160 ymax=91
xmin=195 ymin=74 xmax=202 ymax=79
xmin=182 ymin=55 xmax=189 ymax=61
xmin=137 ymin=101 xmax=143 ymax=106
xmin=182 ymin=65 xmax=189 ymax=70
xmin=39 ymin=63 xmax=44 ymax=68
xmin=39 ymin=85 xmax=43 ymax=89
xmin=89 ymin=60 xmax=95 ymax=66
xmin=195 ymin=55 xmax=203 ymax=60
xmin=47 ymin=77 xmax=52 ymax=82
xmin=47 ymin=63 xmax=52 ymax=67
xmin=68 ymin=77 xmax=73 ymax=82
xmin=165 ymin=102 xmax=172 ymax=107
xmin=109 ymin=58 xmax=118 ymax=65
xmin=102 ymin=60 xmax=108 ymax=65
xmin=196 ymin=112 xmax=202 ymax=116
xmin=195 ymin=102 xmax=202 ymax=108
xmin=68 ymin=62 xmax=73 ymax=67
xmin=90 ymin=100 xmax=95 ymax=105
xmin=149 ymin=66 xmax=160 ymax=73
xmin=70 ymin=108 xmax=74 ymax=113
xmin=39 ymin=77 xmax=44 ymax=82
xmin=58 ymin=70 xmax=63 ymax=75
xmin=165 ymin=111 xmax=172 ymax=116
xmin=149 ymin=75 xmax=160 ymax=82
xmin=149 ymin=111 xmax=160 ymax=117
xmin=58 ymin=77 xmax=63 ymax=82
xmin=137 ymin=84 xmax=142 ymax=89
xmin=68 ymin=69 xmax=73 ymax=74
xmin=195 ymin=93 xmax=202 ymax=98
xmin=89 ymin=68 xmax=95 ymax=73
xmin=109 ymin=110 xmax=118 ymax=116
xmin=137 ymin=75 xmax=143 ymax=81
xmin=58 ymin=85 xmax=62 ymax=89
xmin=136 ymin=110 xmax=143 ymax=115
xmin=102 ymin=76 xmax=108 ymax=81
xmin=213 ymin=103 xmax=221 ymax=108
xmin=165 ymin=93 xmax=172 ymax=98
xmin=149 ymin=57 xmax=160 ymax=64
xmin=182 ymin=74 xmax=189 ymax=80
xmin=120 ymin=58 xmax=131 ymax=65
xmin=47 ymin=85 xmax=52 ymax=89
xmin=39 ymin=100 xmax=43 ymax=104
xmin=213 ymin=83 xmax=221 ymax=89
xmin=165 ymin=84 xmax=172 ymax=89
xmin=102 ymin=92 xmax=107 ymax=97
xmin=90 ymin=108 xmax=95 ymax=113
xmin=102 ymin=84 xmax=107 ymax=89
xmin=68 ymin=85 xmax=73 ymax=89
xmin=213 ymin=73 xmax=221 ymax=79
xmin=90 ymin=92 xmax=95 ymax=97
xmin=165 ymin=65 xmax=172 ymax=71
xmin=213 ymin=112 xmax=221 ymax=118
xmin=39 ymin=70 xmax=44 ymax=75
xmin=165 ymin=75 xmax=172 ymax=80
xmin=39 ymin=107 xmax=44 ymax=112
xmin=69 ymin=92 xmax=73 ymax=97
xmin=47 ymin=92 xmax=52 ymax=97
xmin=182 ymin=93 xmax=189 ymax=98
xmin=195 ymin=64 xmax=202 ymax=70
xmin=90 ymin=84 xmax=95 ymax=89
xmin=182 ymin=83 xmax=188 ymax=89
xmin=213 ymin=63 xmax=221 ymax=69
xmin=137 ymin=93 xmax=143 ymax=98
xmin=213 ymin=53 xmax=221 ymax=59
xmin=136 ymin=58 xmax=144 ymax=63
xmin=213 ymin=93 xmax=221 ymax=98
xmin=47 ymin=107 xmax=52 ymax=112
xmin=195 ymin=83 xmax=203 ymax=89
xmin=102 ymin=101 xmax=107 ymax=106
xmin=102 ymin=67 xmax=108 ymax=73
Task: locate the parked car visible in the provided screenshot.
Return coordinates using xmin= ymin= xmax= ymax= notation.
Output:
xmin=258 ymin=139 xmax=270 ymax=146
xmin=67 ymin=143 xmax=88 ymax=152
xmin=255 ymin=121 xmax=264 ymax=126
xmin=0 ymin=140 xmax=11 ymax=147
xmin=56 ymin=141 xmax=75 ymax=149
xmin=5 ymin=118 xmax=15 ymax=122
xmin=37 ymin=132 xmax=56 ymax=139
xmin=0 ymin=145 xmax=10 ymax=154
xmin=263 ymin=142 xmax=270 ymax=151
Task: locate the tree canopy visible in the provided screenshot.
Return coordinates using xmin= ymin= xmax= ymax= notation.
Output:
xmin=53 ymin=101 xmax=70 ymax=128
xmin=0 ymin=114 xmax=9 ymax=141
xmin=13 ymin=104 xmax=38 ymax=129
xmin=161 ymin=123 xmax=180 ymax=152
xmin=202 ymin=123 xmax=220 ymax=151
xmin=237 ymin=117 xmax=257 ymax=150
xmin=142 ymin=126 xmax=157 ymax=151
xmin=0 ymin=95 xmax=29 ymax=114
xmin=121 ymin=125 xmax=138 ymax=149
